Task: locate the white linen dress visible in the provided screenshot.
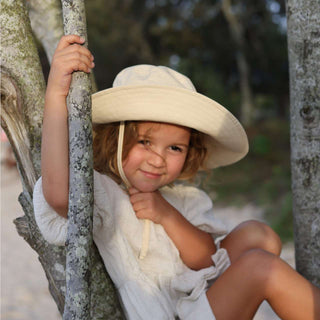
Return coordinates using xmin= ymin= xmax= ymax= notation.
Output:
xmin=33 ymin=170 xmax=231 ymax=320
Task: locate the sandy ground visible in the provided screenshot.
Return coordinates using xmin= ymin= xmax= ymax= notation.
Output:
xmin=1 ymin=163 xmax=61 ymax=320
xmin=1 ymin=157 xmax=295 ymax=320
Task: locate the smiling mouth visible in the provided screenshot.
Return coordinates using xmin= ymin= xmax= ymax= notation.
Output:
xmin=140 ymin=169 xmax=163 ymax=179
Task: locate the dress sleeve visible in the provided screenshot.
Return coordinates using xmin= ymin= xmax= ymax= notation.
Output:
xmin=180 ymin=186 xmax=228 ymax=238
xmin=33 ymin=177 xmax=68 ymax=246
xmin=33 ymin=172 xmax=114 ymax=246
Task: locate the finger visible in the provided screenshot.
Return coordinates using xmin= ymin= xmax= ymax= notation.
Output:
xmin=64 ymin=58 xmax=93 ymax=74
xmin=53 ymin=43 xmax=94 ymax=73
xmin=132 ymin=202 xmax=148 ymax=213
xmin=129 ymin=192 xmax=150 ymax=205
xmin=129 ymin=193 xmax=140 ymax=205
xmin=53 ymin=47 xmax=94 ymax=73
xmin=135 ymin=209 xmax=148 ymax=220
xmin=128 ymin=187 xmax=140 ymax=196
xmin=55 ymin=44 xmax=94 ymax=62
xmin=65 ymin=52 xmax=95 ymax=71
xmin=56 ymin=34 xmax=85 ymax=51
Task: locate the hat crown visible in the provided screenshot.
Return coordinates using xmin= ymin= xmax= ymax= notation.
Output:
xmin=113 ymin=64 xmax=196 ymax=92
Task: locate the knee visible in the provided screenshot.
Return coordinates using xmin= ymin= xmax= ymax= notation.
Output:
xmin=239 ymin=248 xmax=274 ymax=270
xmin=237 ymin=220 xmax=282 ymax=256
xmin=237 ymin=248 xmax=293 ymax=300
xmin=236 ymin=249 xmax=280 ymax=289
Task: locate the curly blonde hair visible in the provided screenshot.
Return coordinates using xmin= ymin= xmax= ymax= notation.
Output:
xmin=93 ymin=121 xmax=208 ymax=185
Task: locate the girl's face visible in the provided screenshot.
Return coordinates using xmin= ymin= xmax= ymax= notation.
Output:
xmin=123 ymin=122 xmax=190 ymax=192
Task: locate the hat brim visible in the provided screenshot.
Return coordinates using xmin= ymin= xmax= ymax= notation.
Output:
xmin=92 ymin=85 xmax=248 ymax=168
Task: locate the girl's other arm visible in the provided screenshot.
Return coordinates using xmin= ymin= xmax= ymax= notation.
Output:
xmin=129 ymin=189 xmax=216 ymax=270
xmin=161 ymin=206 xmax=217 ymax=270
xmin=41 ymin=35 xmax=94 ymax=218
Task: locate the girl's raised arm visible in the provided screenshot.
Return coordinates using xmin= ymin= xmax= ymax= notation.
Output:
xmin=41 ymin=35 xmax=94 ymax=218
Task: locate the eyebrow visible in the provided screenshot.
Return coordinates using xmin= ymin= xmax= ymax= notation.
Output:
xmin=174 ymin=142 xmax=189 ymax=147
xmin=137 ymin=133 xmax=151 ymax=140
xmin=138 ymin=134 xmax=189 ymax=144
xmin=137 ymin=131 xmax=190 ymax=148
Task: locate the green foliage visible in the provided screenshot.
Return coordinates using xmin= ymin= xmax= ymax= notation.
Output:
xmin=266 ymin=192 xmax=293 ymax=242
xmin=251 ymin=134 xmax=271 ymax=155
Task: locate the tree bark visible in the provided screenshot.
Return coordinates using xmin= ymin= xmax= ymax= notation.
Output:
xmin=286 ymin=0 xmax=320 ymax=287
xmin=1 ymin=0 xmax=44 ymax=183
xmin=27 ymin=0 xmax=64 ymax=63
xmin=61 ymin=1 xmax=94 ymax=318
xmin=1 ymin=0 xmax=68 ymax=314
xmin=59 ymin=2 xmax=122 ymax=318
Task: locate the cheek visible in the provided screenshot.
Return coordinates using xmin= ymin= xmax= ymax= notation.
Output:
xmin=170 ymin=155 xmax=187 ymax=175
xmin=122 ymin=147 xmax=143 ymax=172
xmin=122 ymin=152 xmax=133 ymax=175
xmin=122 ymin=155 xmax=134 ymax=175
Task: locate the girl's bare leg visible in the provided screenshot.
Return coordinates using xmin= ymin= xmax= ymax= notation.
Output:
xmin=206 ymin=249 xmax=320 ymax=320
xmin=220 ymin=220 xmax=282 ymax=262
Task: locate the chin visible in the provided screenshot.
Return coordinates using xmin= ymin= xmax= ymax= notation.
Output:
xmin=131 ymin=181 xmax=162 ymax=193
xmin=136 ymin=185 xmax=159 ymax=193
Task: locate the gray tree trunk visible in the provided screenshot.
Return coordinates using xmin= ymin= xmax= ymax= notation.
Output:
xmin=61 ymin=0 xmax=93 ymax=318
xmin=27 ymin=0 xmax=64 ymax=63
xmin=62 ymin=0 xmax=93 ymax=318
xmin=1 ymin=0 xmax=68 ymax=314
xmin=286 ymin=0 xmax=320 ymax=287
xmin=1 ymin=0 xmax=124 ymax=317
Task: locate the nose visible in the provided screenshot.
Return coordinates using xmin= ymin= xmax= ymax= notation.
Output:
xmin=147 ymin=149 xmax=165 ymax=168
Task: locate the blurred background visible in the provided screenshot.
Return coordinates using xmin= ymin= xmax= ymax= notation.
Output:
xmin=2 ymin=0 xmax=293 ymax=319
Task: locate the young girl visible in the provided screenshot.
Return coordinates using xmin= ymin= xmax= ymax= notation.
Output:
xmin=33 ymin=35 xmax=320 ymax=320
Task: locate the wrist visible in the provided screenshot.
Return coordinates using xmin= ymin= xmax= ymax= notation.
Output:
xmin=45 ymin=88 xmax=67 ymax=102
xmin=159 ymin=205 xmax=180 ymax=228
xmin=44 ymin=89 xmax=69 ymax=117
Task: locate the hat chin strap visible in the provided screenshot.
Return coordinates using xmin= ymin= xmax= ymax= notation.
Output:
xmin=117 ymin=122 xmax=131 ymax=188
xmin=117 ymin=121 xmax=150 ymax=260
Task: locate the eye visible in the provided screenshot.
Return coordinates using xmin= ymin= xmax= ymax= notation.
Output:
xmin=138 ymin=139 xmax=150 ymax=146
xmin=170 ymin=145 xmax=183 ymax=152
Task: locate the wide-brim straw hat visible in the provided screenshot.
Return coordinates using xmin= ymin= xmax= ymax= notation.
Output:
xmin=92 ymin=64 xmax=249 ymax=169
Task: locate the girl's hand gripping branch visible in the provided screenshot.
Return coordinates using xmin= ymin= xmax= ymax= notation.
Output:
xmin=129 ymin=188 xmax=217 ymax=270
xmin=46 ymin=35 xmax=94 ymax=98
xmin=41 ymin=35 xmax=94 ymax=218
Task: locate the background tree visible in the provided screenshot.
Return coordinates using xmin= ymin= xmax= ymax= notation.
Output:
xmin=287 ymin=0 xmax=320 ymax=287
xmin=221 ymin=0 xmax=254 ymax=126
